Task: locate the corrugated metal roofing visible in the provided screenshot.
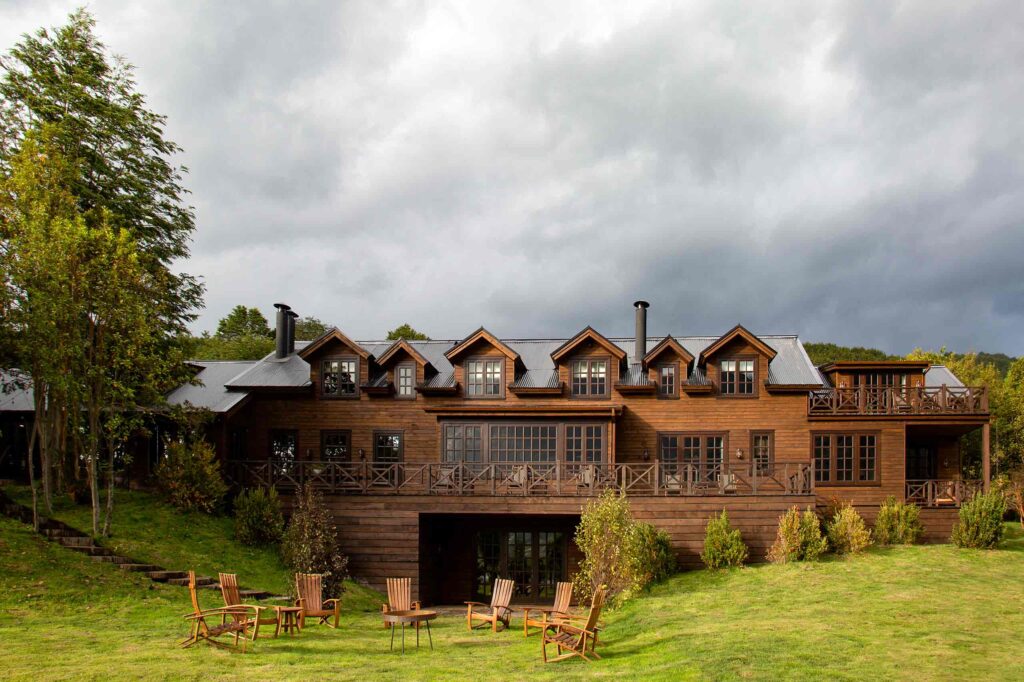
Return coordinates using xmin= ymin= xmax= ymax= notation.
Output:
xmin=686 ymin=366 xmax=712 ymax=386
xmin=166 ymin=361 xmax=256 ymax=413
xmin=925 ymin=365 xmax=965 ymax=388
xmin=618 ymin=364 xmax=655 ymax=387
xmin=224 ymin=345 xmax=313 ymax=389
xmin=366 ymin=373 xmax=389 ymax=388
xmin=420 ymin=372 xmax=456 ymax=389
xmin=510 ymin=369 xmax=560 ymax=389
xmin=0 ymin=370 xmax=33 ymax=412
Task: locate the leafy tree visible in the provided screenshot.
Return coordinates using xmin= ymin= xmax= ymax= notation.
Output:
xmin=215 ymin=305 xmax=271 ymax=339
xmin=386 ymin=323 xmax=429 ymax=341
xmin=293 ymin=316 xmax=330 ymax=341
xmin=803 ymin=342 xmax=896 ymax=366
xmin=185 ymin=333 xmax=275 ymax=361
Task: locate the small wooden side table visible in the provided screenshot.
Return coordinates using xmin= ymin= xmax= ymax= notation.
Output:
xmin=382 ymin=610 xmax=438 ymax=653
xmin=274 ymin=606 xmax=303 ymax=637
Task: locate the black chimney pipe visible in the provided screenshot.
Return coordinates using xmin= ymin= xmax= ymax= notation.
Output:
xmin=634 ymin=300 xmax=649 ymax=363
xmin=287 ymin=310 xmax=298 ymax=354
xmin=274 ymin=303 xmax=291 ymax=359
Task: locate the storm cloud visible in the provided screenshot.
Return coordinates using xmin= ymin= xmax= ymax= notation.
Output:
xmin=2 ymin=0 xmax=1022 ymax=353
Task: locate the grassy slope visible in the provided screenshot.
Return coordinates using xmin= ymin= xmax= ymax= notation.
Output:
xmin=1 ymin=491 xmax=1023 ymax=681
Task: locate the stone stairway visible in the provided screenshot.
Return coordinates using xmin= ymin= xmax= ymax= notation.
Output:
xmin=0 ymin=489 xmax=277 ymax=600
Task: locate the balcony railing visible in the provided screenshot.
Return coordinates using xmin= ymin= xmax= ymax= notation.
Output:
xmin=808 ymin=386 xmax=988 ymax=417
xmin=225 ymin=460 xmax=815 ymax=497
xmin=906 ymin=479 xmax=983 ymax=507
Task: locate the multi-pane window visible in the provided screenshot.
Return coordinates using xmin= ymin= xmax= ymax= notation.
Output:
xmin=658 ymin=364 xmax=677 ymax=398
xmin=565 ymin=425 xmax=604 ymax=462
xmin=320 ymin=430 xmax=351 ymax=462
xmin=571 ymin=359 xmax=609 ymax=397
xmin=751 ymin=432 xmax=773 ymax=475
xmin=443 ymin=424 xmax=482 ymax=462
xmin=322 ymin=358 xmax=357 ymax=397
xmin=813 ymin=432 xmax=879 ymax=484
xmin=373 ymin=431 xmax=403 ymax=463
xmin=661 ymin=433 xmax=725 ymax=481
xmin=488 ymin=425 xmax=557 ymax=462
xmin=396 ymin=363 xmax=415 ymax=398
xmin=720 ymin=359 xmax=755 ymax=395
xmin=269 ymin=429 xmax=297 ymax=474
xmin=466 ymin=358 xmax=503 ymax=398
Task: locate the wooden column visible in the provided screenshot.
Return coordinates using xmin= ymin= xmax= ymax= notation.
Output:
xmin=982 ymin=422 xmax=991 ymax=492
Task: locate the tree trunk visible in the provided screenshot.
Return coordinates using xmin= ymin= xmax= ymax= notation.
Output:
xmin=27 ymin=418 xmax=40 ymax=532
xmin=102 ymin=441 xmax=115 ymax=536
xmin=88 ymin=409 xmax=101 ymax=537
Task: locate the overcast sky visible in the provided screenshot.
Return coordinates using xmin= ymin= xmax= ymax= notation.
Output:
xmin=2 ymin=1 xmax=1022 ymax=354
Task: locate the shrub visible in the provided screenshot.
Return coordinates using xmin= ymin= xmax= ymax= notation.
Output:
xmin=700 ymin=510 xmax=749 ymax=569
xmin=874 ymin=496 xmax=923 ymax=545
xmin=234 ymin=487 xmax=285 ymax=547
xmin=995 ymin=468 xmax=1024 ymax=528
xmin=153 ymin=440 xmax=227 ymax=513
xmin=629 ymin=521 xmax=677 ymax=586
xmin=951 ymin=490 xmax=1007 ymax=549
xmin=768 ymin=506 xmax=828 ymax=563
xmin=826 ymin=503 xmax=872 ymax=555
xmin=281 ymin=483 xmax=349 ymax=598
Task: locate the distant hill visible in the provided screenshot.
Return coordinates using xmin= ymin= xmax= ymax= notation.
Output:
xmin=803 ymin=342 xmax=1016 ymax=375
xmin=976 ymin=352 xmax=1016 ymax=377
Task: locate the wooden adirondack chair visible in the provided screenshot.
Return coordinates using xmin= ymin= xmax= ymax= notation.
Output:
xmin=181 ymin=571 xmax=263 ymax=651
xmin=219 ymin=572 xmax=280 ymax=637
xmin=465 ymin=578 xmax=515 ymax=632
xmin=382 ymin=577 xmax=421 ymax=628
xmin=294 ymin=573 xmax=341 ymax=629
xmin=522 ymin=581 xmax=572 ymax=637
xmin=541 ymin=587 xmax=605 ymax=663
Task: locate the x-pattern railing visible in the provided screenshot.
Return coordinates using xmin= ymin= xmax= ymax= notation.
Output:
xmin=808 ymin=386 xmax=988 ymax=416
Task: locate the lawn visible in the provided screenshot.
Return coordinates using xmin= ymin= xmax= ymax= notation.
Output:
xmin=1 ymin=489 xmax=1022 ymax=681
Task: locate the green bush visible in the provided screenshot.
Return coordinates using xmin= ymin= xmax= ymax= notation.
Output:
xmin=629 ymin=521 xmax=677 ymax=586
xmin=700 ymin=510 xmax=749 ymax=569
xmin=951 ymin=490 xmax=1007 ymax=549
xmin=826 ymin=503 xmax=872 ymax=555
xmin=768 ymin=506 xmax=828 ymax=563
xmin=874 ymin=496 xmax=923 ymax=545
xmin=153 ymin=440 xmax=227 ymax=514
xmin=234 ymin=487 xmax=285 ymax=547
xmin=281 ymin=483 xmax=349 ymax=598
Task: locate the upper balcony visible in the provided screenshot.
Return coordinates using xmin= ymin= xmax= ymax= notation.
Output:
xmin=808 ymin=385 xmax=988 ymax=418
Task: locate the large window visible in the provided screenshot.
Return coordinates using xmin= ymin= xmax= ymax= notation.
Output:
xmin=443 ymin=424 xmax=483 ymax=462
xmin=658 ymin=363 xmax=678 ymax=398
xmin=660 ymin=432 xmax=725 ymax=481
xmin=466 ymin=358 xmax=503 ymax=398
xmin=751 ymin=431 xmax=773 ymax=475
xmin=813 ymin=432 xmax=879 ymax=484
xmin=373 ymin=431 xmax=403 ymax=464
xmin=269 ymin=429 xmax=297 ymax=475
xmin=571 ymin=358 xmax=609 ymax=398
xmin=720 ymin=358 xmax=755 ymax=396
xmin=320 ymin=430 xmax=351 ymax=462
xmin=322 ymin=357 xmax=358 ymax=397
xmin=396 ymin=363 xmax=415 ymax=399
xmin=488 ymin=425 xmax=557 ymax=462
xmin=565 ymin=425 xmax=604 ymax=462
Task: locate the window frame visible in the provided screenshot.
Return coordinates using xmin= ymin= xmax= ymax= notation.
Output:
xmin=487 ymin=423 xmax=559 ymax=463
xmin=657 ymin=362 xmax=679 ymax=399
xmin=810 ymin=430 xmax=881 ymax=486
xmin=268 ymin=428 xmax=298 ymax=475
xmin=321 ymin=355 xmax=359 ymax=399
xmin=569 ymin=356 xmax=611 ymax=400
xmin=442 ymin=422 xmax=484 ymax=463
xmin=372 ymin=430 xmax=405 ymax=464
xmin=750 ymin=430 xmax=774 ymax=476
xmin=565 ymin=423 xmax=606 ymax=463
xmin=320 ymin=429 xmax=352 ymax=462
xmin=395 ymin=362 xmax=416 ymax=400
xmin=718 ymin=355 xmax=757 ymax=398
xmin=658 ymin=431 xmax=728 ymax=473
xmin=464 ymin=356 xmax=505 ymax=399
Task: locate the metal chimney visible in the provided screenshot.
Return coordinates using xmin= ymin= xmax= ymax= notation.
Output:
xmin=287 ymin=310 xmax=298 ymax=354
xmin=274 ymin=303 xmax=291 ymax=359
xmin=634 ymin=300 xmax=649 ymax=363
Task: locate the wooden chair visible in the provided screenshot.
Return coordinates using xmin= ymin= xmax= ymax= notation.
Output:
xmin=294 ymin=573 xmax=341 ymax=629
xmin=181 ymin=571 xmax=263 ymax=651
xmin=465 ymin=578 xmax=515 ymax=632
xmin=219 ymin=572 xmax=279 ymax=637
xmin=541 ymin=588 xmax=605 ymax=663
xmin=523 ymin=581 xmax=572 ymax=637
xmin=382 ymin=577 xmax=421 ymax=628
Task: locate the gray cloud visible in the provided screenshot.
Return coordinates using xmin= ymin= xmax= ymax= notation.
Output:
xmin=1 ymin=0 xmax=1022 ymax=354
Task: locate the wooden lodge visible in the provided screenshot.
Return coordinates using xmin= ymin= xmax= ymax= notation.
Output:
xmin=0 ymin=301 xmax=991 ymax=604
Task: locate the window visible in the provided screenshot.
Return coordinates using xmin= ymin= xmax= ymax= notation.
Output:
xmin=565 ymin=425 xmax=604 ymax=462
xmin=443 ymin=423 xmax=482 ymax=462
xmin=571 ymin=358 xmax=609 ymax=398
xmin=320 ymin=430 xmax=351 ymax=462
xmin=373 ymin=431 xmax=403 ymax=464
xmin=660 ymin=432 xmax=725 ymax=482
xmin=751 ymin=431 xmax=773 ymax=475
xmin=396 ymin=363 xmax=415 ymax=398
xmin=720 ymin=358 xmax=755 ymax=396
xmin=322 ymin=357 xmax=357 ymax=397
xmin=269 ymin=429 xmax=297 ymax=475
xmin=813 ymin=432 xmax=879 ymax=484
xmin=488 ymin=425 xmax=557 ymax=462
xmin=658 ymin=363 xmax=678 ymax=398
xmin=466 ymin=358 xmax=503 ymax=398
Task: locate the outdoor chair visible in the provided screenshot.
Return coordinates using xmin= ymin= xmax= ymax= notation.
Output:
xmin=382 ymin=577 xmax=421 ymax=628
xmin=219 ymin=572 xmax=279 ymax=637
xmin=541 ymin=587 xmax=605 ymax=663
xmin=294 ymin=573 xmax=341 ymax=629
xmin=523 ymin=581 xmax=572 ymax=637
xmin=181 ymin=571 xmax=263 ymax=652
xmin=465 ymin=578 xmax=515 ymax=632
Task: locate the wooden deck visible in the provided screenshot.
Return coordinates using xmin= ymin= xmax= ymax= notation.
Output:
xmin=808 ymin=386 xmax=988 ymax=417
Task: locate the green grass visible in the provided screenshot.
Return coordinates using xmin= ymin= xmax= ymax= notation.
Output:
xmin=1 ymin=489 xmax=1023 ymax=681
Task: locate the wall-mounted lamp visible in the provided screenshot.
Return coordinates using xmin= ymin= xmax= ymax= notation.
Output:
xmin=358 ymin=448 xmax=366 ymax=462
xmin=642 ymin=448 xmax=650 ymax=462
xmin=735 ymin=447 xmax=745 ymax=461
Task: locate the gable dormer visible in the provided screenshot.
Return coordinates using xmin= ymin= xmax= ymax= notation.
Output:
xmin=298 ymin=328 xmax=371 ymax=399
xmin=445 ymin=327 xmax=520 ymax=399
xmin=375 ymin=339 xmax=434 ymax=399
xmin=550 ymin=327 xmax=627 ymax=400
xmin=643 ymin=335 xmax=695 ymax=399
xmin=698 ymin=325 xmax=777 ymax=397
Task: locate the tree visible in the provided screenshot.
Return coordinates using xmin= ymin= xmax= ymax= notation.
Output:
xmin=386 ymin=323 xmax=429 ymax=341
xmin=803 ymin=342 xmax=896 ymax=366
xmin=294 ymin=316 xmax=330 ymax=341
xmin=215 ymin=305 xmax=271 ymax=339
xmin=185 ymin=333 xmax=275 ymax=361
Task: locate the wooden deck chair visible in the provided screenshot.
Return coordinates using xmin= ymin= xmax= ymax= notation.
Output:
xmin=465 ymin=578 xmax=515 ymax=632
xmin=382 ymin=577 xmax=421 ymax=628
xmin=181 ymin=571 xmax=262 ymax=651
xmin=522 ymin=582 xmax=572 ymax=637
xmin=541 ymin=587 xmax=605 ymax=663
xmin=294 ymin=573 xmax=341 ymax=629
xmin=219 ymin=572 xmax=279 ymax=637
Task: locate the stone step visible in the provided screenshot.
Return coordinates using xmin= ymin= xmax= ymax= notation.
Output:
xmin=91 ymin=555 xmax=133 ymax=565
xmin=145 ymin=570 xmax=187 ymax=582
xmin=167 ymin=575 xmax=216 ymax=587
xmin=64 ymin=545 xmax=111 ymax=556
xmin=239 ymin=589 xmax=273 ymax=600
xmin=119 ymin=563 xmax=162 ymax=573
xmin=58 ymin=536 xmax=95 ymax=547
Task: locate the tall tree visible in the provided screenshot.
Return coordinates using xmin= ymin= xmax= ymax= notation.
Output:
xmin=294 ymin=316 xmax=330 ymax=341
xmin=215 ymin=305 xmax=271 ymax=339
xmin=386 ymin=323 xmax=430 ymax=341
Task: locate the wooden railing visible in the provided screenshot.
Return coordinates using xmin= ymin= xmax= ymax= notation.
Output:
xmin=906 ymin=479 xmax=983 ymax=507
xmin=808 ymin=386 xmax=988 ymax=416
xmin=225 ymin=460 xmax=815 ymax=497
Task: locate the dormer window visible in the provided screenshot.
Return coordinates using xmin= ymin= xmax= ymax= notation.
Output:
xmin=396 ymin=363 xmax=415 ymax=399
xmin=466 ymin=358 xmax=503 ymax=398
xmin=720 ymin=358 xmax=755 ymax=396
xmin=658 ymin=363 xmax=678 ymax=398
xmin=322 ymin=357 xmax=358 ymax=397
xmin=571 ymin=358 xmax=608 ymax=398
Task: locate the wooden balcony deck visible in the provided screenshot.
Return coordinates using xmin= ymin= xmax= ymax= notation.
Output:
xmin=906 ymin=479 xmax=983 ymax=507
xmin=226 ymin=460 xmax=815 ymax=497
xmin=808 ymin=386 xmax=988 ymax=417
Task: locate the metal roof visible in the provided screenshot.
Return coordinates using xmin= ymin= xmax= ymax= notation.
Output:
xmin=420 ymin=372 xmax=456 ymax=389
xmin=686 ymin=366 xmax=712 ymax=386
xmin=224 ymin=344 xmax=313 ymax=389
xmin=0 ymin=370 xmax=33 ymax=412
xmin=510 ymin=369 xmax=560 ymax=389
xmin=166 ymin=361 xmax=256 ymax=413
xmin=924 ymin=365 xmax=965 ymax=388
xmin=618 ymin=364 xmax=655 ymax=387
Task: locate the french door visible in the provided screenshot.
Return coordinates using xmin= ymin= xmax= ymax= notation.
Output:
xmin=474 ymin=530 xmax=566 ymax=602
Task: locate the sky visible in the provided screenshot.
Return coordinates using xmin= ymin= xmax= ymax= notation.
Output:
xmin=2 ymin=1 xmax=1022 ymax=354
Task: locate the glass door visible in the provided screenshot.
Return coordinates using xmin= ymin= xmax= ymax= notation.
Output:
xmin=473 ymin=529 xmax=567 ymax=602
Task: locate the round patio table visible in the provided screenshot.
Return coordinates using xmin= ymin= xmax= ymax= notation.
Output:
xmin=382 ymin=610 xmax=437 ymax=653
